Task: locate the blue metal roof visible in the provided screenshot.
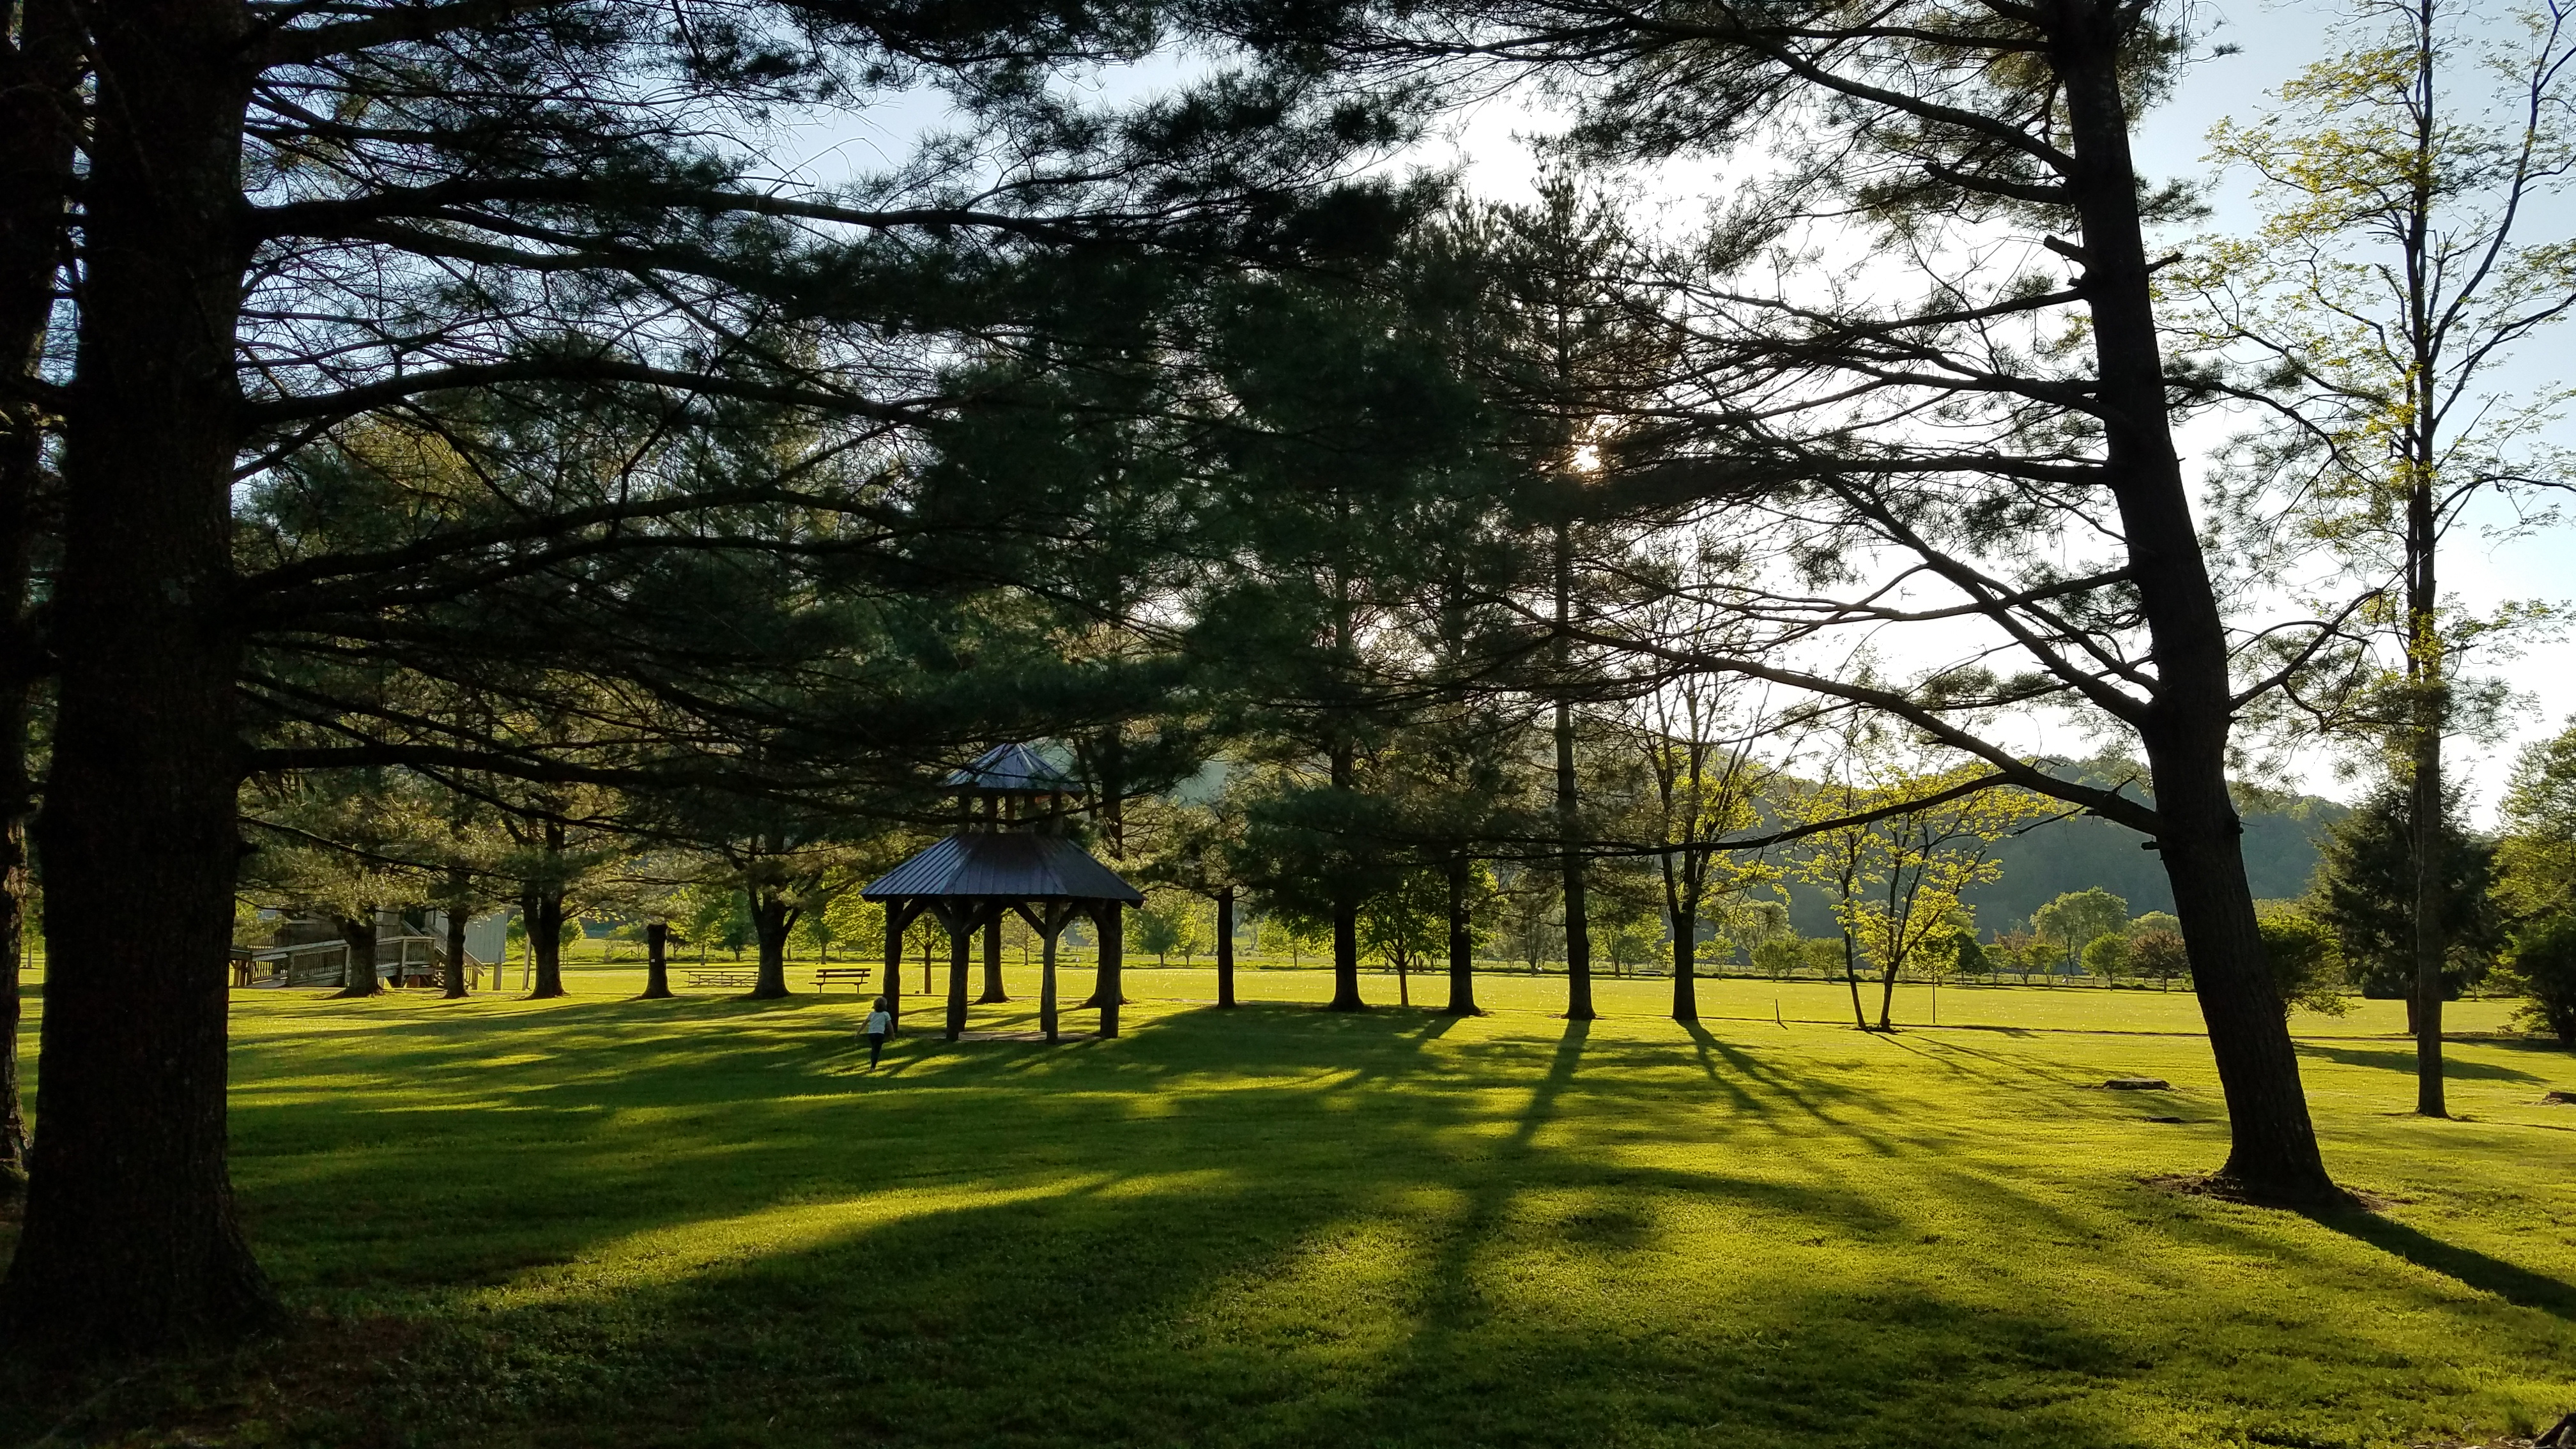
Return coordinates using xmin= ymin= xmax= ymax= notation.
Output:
xmin=944 ymin=742 xmax=1077 ymax=795
xmin=861 ymin=831 xmax=1142 ymax=904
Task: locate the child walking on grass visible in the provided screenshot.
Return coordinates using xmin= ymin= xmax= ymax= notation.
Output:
xmin=862 ymin=997 xmax=893 ymax=1070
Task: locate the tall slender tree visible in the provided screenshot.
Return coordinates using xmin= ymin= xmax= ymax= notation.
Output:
xmin=2182 ymin=0 xmax=2576 ymax=1116
xmin=1619 ymin=586 xmax=1774 ymax=1022
xmin=1292 ymin=0 xmax=2359 ymax=1199
xmin=1192 ymin=257 xmax=1500 ymax=1010
xmin=1439 ymin=179 xmax=1682 ymax=1021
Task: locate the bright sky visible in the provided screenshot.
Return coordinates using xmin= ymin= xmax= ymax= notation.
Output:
xmin=1418 ymin=0 xmax=2574 ymax=820
xmin=768 ymin=1 xmax=2573 ymax=820
xmin=2136 ymin=2 xmax=2575 ymax=822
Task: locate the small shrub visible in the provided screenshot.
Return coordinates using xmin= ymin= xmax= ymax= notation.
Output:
xmin=1803 ymin=937 xmax=1851 ymax=977
xmin=2081 ymin=931 xmax=2131 ymax=979
xmin=2503 ymin=913 xmax=2576 ymax=1047
xmin=1752 ymin=938 xmax=1804 ymax=979
xmin=2255 ymin=903 xmax=2352 ymax=1016
xmin=1947 ymin=930 xmax=1989 ymax=979
xmin=2129 ymin=928 xmax=2189 ymax=985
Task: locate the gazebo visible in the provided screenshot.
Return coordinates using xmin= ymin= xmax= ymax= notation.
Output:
xmin=861 ymin=744 xmax=1144 ymax=1042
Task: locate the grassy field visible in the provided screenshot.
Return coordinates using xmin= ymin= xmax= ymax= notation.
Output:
xmin=3 ymin=964 xmax=2572 ymax=1448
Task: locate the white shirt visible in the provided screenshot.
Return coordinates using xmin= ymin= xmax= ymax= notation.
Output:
xmin=864 ymin=1010 xmax=892 ymax=1036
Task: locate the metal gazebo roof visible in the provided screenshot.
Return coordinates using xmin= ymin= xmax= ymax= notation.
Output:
xmin=859 ymin=831 xmax=1142 ymax=905
xmin=942 ymin=742 xmax=1077 ymax=796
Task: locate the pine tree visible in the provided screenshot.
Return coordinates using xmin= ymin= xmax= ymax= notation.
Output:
xmin=1276 ymin=0 xmax=2358 ymax=1200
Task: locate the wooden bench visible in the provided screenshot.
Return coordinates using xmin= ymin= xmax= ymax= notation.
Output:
xmin=813 ymin=967 xmax=874 ymax=991
xmin=685 ymin=970 xmax=758 ymax=990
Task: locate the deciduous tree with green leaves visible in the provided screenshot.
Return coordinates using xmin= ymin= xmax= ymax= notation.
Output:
xmin=2490 ymin=716 xmax=2576 ymax=1041
xmin=1620 ymin=597 xmax=1775 ymax=1021
xmin=2033 ymin=889 xmax=2133 ymax=977
xmin=2183 ymin=0 xmax=2576 ymax=1116
xmin=1789 ymin=745 xmax=2044 ymax=1030
xmin=2496 ymin=716 xmax=2576 ymax=918
xmin=2256 ymin=901 xmax=2356 ymax=1016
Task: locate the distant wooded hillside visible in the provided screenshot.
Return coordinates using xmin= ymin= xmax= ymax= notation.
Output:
xmin=1778 ymin=761 xmax=2348 ymax=938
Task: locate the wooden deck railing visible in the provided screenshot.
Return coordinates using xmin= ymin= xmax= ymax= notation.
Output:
xmin=239 ymin=935 xmax=487 ymax=989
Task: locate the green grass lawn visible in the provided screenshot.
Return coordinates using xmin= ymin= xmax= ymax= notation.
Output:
xmin=4 ymin=965 xmax=2572 ymax=1448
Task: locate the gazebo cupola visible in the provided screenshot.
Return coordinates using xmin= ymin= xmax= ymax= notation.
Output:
xmin=945 ymin=740 xmax=1074 ymax=829
xmin=861 ymin=744 xmax=1142 ymax=1043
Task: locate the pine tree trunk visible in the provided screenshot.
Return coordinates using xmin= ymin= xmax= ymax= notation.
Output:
xmin=1330 ymin=900 xmax=1364 ymax=1011
xmin=0 ymin=0 xmax=79 ymax=1215
xmin=751 ymin=894 xmax=792 ymax=1000
xmin=1098 ymin=905 xmax=1124 ymax=1038
xmin=334 ymin=914 xmax=383 ymax=997
xmin=0 ymin=643 xmax=31 ymax=1206
xmin=1216 ymin=889 xmax=1238 ymax=1008
xmin=2158 ymin=816 xmax=2335 ymax=1200
xmin=440 ymin=895 xmax=469 ymax=999
xmin=1554 ymin=518 xmax=1594 ymax=1021
xmin=1671 ymin=910 xmax=1699 ymax=1023
xmin=1041 ymin=914 xmax=1062 ymax=1041
xmin=977 ymin=914 xmax=1008 ymax=1002
xmin=1445 ymin=858 xmax=1478 ymax=1016
xmin=1556 ymin=708 xmax=1593 ymax=1018
xmin=0 ymin=0 xmax=280 ymax=1354
xmin=2059 ymin=30 xmax=2336 ymax=1202
xmin=528 ymin=889 xmax=567 ymax=999
xmin=641 ymin=921 xmax=673 ymax=999
xmin=1327 ymin=735 xmax=1366 ymax=1011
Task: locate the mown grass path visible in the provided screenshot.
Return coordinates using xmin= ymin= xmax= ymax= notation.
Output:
xmin=5 ymin=969 xmax=2572 ymax=1447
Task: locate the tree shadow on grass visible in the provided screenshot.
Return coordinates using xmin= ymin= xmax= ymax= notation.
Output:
xmin=48 ymin=994 xmax=2564 ymax=1447
xmin=2294 ymin=1043 xmax=2544 ymax=1082
xmin=0 ymin=1165 xmax=2485 ymax=1449
xmin=224 ymin=1005 xmax=1924 ymax=1302
xmin=1678 ymin=1020 xmax=1907 ymax=1152
xmin=1148 ymin=1015 xmax=2048 ymax=1448
xmin=308 ymin=1144 xmax=2128 ymax=1446
xmin=1676 ymin=1020 xmax=1763 ymax=1114
xmin=2303 ymin=1206 xmax=2576 ymax=1321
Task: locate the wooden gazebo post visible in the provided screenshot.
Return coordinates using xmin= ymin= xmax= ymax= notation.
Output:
xmin=941 ymin=903 xmax=983 ymax=1042
xmin=880 ymin=899 xmax=916 ymax=1029
xmin=1015 ymin=900 xmax=1081 ymax=1041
